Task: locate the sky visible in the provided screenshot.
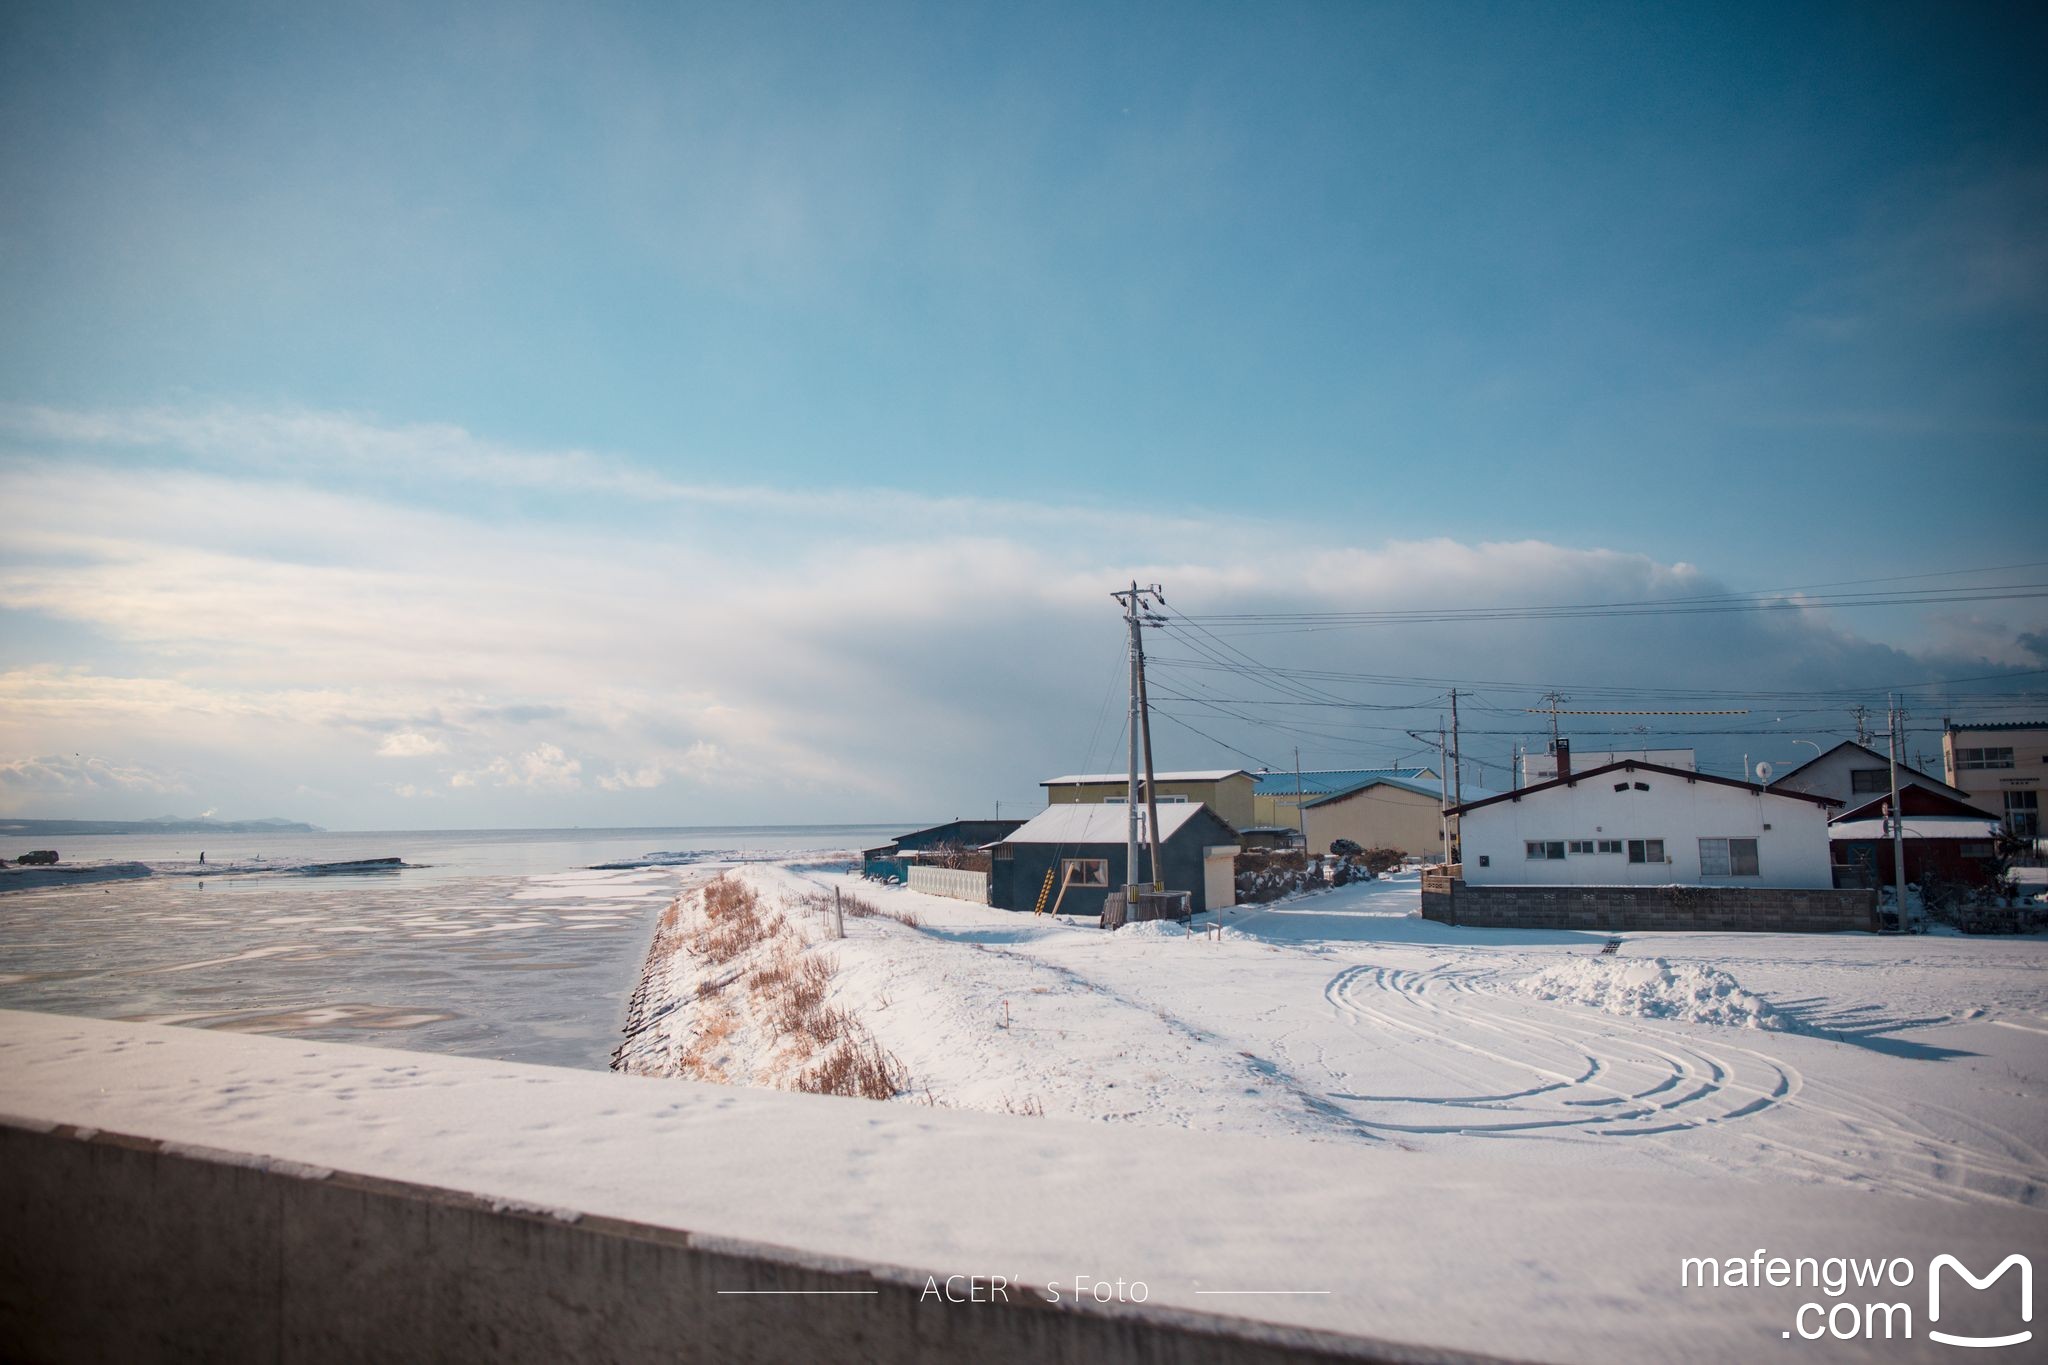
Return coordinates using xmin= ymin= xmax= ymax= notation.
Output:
xmin=1 ymin=1 xmax=2044 ymax=828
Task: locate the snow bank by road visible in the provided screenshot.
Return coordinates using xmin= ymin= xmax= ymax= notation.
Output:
xmin=1515 ymin=956 xmax=1787 ymax=1030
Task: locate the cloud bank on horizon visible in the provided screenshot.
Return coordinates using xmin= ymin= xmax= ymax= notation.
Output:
xmin=1 ymin=403 xmax=2041 ymax=828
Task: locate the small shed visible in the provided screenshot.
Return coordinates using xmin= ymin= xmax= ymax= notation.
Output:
xmin=1828 ymin=786 xmax=2006 ymax=889
xmin=862 ymin=819 xmax=1026 ymax=879
xmin=987 ymin=803 xmax=1241 ymax=918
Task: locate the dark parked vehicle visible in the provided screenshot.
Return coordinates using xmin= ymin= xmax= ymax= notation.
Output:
xmin=15 ymin=849 xmax=59 ymax=865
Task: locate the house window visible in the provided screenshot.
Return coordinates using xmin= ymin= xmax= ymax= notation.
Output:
xmin=1061 ymin=858 xmax=1109 ymax=888
xmin=1849 ymin=768 xmax=1890 ymax=794
xmin=1596 ymin=839 xmax=1622 ymax=854
xmin=1960 ymin=842 xmax=1995 ymax=859
xmin=1956 ymin=747 xmax=2016 ymax=770
xmin=994 ymin=846 xmax=1014 ymax=861
xmin=2005 ymin=791 xmax=2039 ymax=839
xmin=1627 ymin=839 xmax=1665 ymax=864
xmin=1567 ymin=839 xmax=1595 ymax=854
xmin=1525 ymin=841 xmax=1566 ymax=860
xmin=1699 ymin=837 xmax=1760 ymax=877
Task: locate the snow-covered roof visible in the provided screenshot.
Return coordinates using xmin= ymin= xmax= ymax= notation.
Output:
xmin=1000 ymin=801 xmax=1212 ymax=845
xmin=1829 ymin=816 xmax=2004 ymax=841
xmin=1041 ymin=769 xmax=1250 ymax=787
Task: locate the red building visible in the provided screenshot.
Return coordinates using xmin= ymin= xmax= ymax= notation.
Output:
xmin=1828 ymin=785 xmax=2004 ymax=889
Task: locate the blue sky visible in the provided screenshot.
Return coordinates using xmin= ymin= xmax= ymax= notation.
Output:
xmin=1 ymin=3 xmax=2043 ymax=826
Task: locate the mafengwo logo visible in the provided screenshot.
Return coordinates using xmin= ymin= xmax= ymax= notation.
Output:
xmin=1928 ymin=1254 xmax=2031 ymax=1350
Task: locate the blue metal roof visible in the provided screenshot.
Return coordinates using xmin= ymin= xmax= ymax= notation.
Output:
xmin=1303 ymin=774 xmax=1502 ymax=808
xmin=1251 ymin=767 xmax=1435 ymax=796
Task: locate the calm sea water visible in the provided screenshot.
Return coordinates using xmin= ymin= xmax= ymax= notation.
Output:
xmin=0 ymin=825 xmax=897 ymax=1069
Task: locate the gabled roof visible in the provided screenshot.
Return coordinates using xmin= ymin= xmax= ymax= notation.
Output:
xmin=999 ymin=801 xmax=1216 ymax=845
xmin=1446 ymin=760 xmax=1842 ymax=817
xmin=1829 ymin=816 xmax=2003 ymax=841
xmin=1041 ymin=769 xmax=1251 ymax=787
xmin=1251 ymin=767 xmax=1435 ymax=796
xmin=1767 ymin=740 xmax=1970 ymax=800
xmin=1832 ymin=786 xmax=1999 ymax=823
xmin=1301 ymin=773 xmax=1474 ymax=807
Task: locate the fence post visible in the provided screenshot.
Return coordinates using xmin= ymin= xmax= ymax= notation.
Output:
xmin=833 ymin=887 xmax=845 ymax=941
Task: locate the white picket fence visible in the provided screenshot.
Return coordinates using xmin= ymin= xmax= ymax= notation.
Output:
xmin=906 ymin=865 xmax=990 ymax=905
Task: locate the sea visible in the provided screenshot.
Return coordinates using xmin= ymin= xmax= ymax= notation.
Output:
xmin=0 ymin=825 xmax=898 ymax=1070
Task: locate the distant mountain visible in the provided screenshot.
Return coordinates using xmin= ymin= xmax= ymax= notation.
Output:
xmin=0 ymin=816 xmax=324 ymax=837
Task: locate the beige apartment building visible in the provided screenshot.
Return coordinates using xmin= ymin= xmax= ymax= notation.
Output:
xmin=1943 ymin=720 xmax=2047 ymax=840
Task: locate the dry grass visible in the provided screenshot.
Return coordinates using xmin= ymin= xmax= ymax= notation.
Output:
xmin=998 ymin=1093 xmax=1047 ymax=1118
xmin=796 ymin=887 xmax=921 ymax=930
xmin=798 ymin=1029 xmax=908 ymax=1101
xmin=692 ymin=874 xmax=785 ymax=965
xmin=677 ymin=1001 xmax=738 ymax=1082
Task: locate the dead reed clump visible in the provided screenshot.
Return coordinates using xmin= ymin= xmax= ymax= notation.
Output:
xmin=692 ymin=874 xmax=784 ymax=965
xmin=998 ymin=1093 xmax=1047 ymax=1118
xmin=798 ymin=1028 xmax=908 ymax=1101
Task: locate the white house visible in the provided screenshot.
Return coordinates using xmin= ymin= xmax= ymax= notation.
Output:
xmin=1767 ymin=740 xmax=1986 ymax=813
xmin=1449 ymin=760 xmax=1841 ymax=890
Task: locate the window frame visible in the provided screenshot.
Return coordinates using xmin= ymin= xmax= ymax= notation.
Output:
xmin=1061 ymin=857 xmax=1109 ymax=888
xmin=1524 ymin=840 xmax=1566 ymax=860
xmin=1626 ymin=838 xmax=1666 ymax=864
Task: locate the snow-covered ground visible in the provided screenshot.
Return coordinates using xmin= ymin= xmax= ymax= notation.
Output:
xmin=624 ymin=864 xmax=2048 ymax=1208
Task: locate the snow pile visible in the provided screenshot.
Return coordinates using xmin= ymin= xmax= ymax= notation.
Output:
xmin=1515 ymin=956 xmax=1786 ymax=1031
xmin=1116 ymin=918 xmax=1189 ymax=938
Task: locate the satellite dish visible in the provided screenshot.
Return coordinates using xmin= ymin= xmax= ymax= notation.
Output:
xmin=1754 ymin=760 xmax=1774 ymax=783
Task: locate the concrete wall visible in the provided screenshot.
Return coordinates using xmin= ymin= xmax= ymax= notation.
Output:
xmin=1420 ymin=876 xmax=1878 ymax=933
xmin=0 ymin=1120 xmax=1457 ymax=1365
xmin=906 ymin=865 xmax=991 ymax=904
xmin=1459 ymin=772 xmax=1835 ymax=889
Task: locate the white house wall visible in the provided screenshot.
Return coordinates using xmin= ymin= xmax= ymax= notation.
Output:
xmin=1460 ymin=774 xmax=1834 ymax=889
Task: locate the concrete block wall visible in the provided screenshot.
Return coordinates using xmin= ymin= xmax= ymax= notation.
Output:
xmin=1420 ymin=880 xmax=1878 ymax=933
xmin=0 ymin=1121 xmax=1464 ymax=1365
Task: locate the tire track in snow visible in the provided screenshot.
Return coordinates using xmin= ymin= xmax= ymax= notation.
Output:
xmin=1321 ymin=961 xmax=2041 ymax=1205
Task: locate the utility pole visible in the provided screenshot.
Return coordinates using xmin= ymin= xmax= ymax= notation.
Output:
xmin=1293 ymin=746 xmax=1308 ymax=857
xmin=1112 ymin=581 xmax=1167 ymax=905
xmin=1449 ymin=689 xmax=1464 ymax=810
xmin=1437 ymin=719 xmax=1451 ymax=865
xmin=1540 ymin=691 xmax=1568 ymax=757
xmin=1852 ymin=704 xmax=1870 ymax=747
xmin=1886 ymin=693 xmax=1907 ymax=924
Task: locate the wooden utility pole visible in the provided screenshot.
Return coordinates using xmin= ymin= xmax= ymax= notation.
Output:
xmin=1886 ymin=695 xmax=1907 ymax=920
xmin=1111 ymin=582 xmax=1167 ymax=902
xmin=1449 ymin=688 xmax=1464 ymax=810
xmin=1293 ymin=746 xmax=1308 ymax=856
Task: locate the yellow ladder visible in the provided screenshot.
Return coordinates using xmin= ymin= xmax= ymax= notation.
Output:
xmin=1032 ymin=868 xmax=1057 ymax=915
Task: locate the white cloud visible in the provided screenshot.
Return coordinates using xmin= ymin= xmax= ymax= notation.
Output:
xmin=0 ymin=752 xmax=186 ymax=809
xmin=458 ymin=743 xmax=584 ymax=792
xmin=376 ymin=731 xmax=448 ymax=758
xmin=0 ymin=402 xmax=2039 ymax=824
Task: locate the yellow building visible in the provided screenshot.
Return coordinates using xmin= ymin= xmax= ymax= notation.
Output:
xmin=1040 ymin=769 xmax=1256 ymax=833
xmin=1299 ymin=774 xmax=1454 ymax=857
xmin=1248 ymin=767 xmax=1441 ymax=831
xmin=1943 ymin=720 xmax=2047 ymax=840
